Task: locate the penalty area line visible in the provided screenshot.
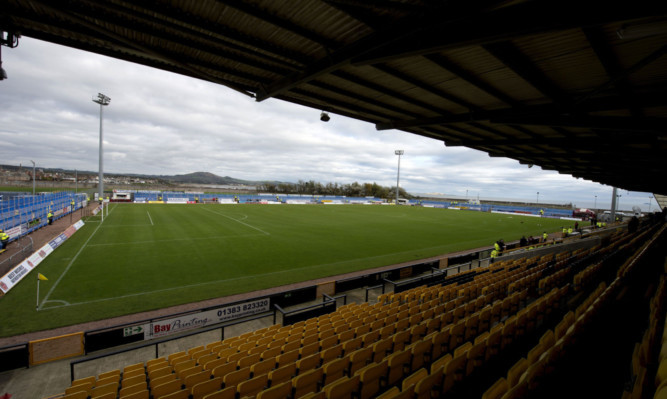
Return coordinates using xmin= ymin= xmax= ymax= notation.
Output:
xmin=202 ymin=208 xmax=270 ymax=236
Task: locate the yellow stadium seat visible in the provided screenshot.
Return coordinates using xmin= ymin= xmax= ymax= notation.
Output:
xmin=342 ymin=337 xmax=363 ymax=355
xmin=146 ymin=358 xmax=168 ymax=373
xmin=256 ymin=380 xmax=292 ymax=399
xmin=297 ymin=353 xmax=322 ymax=374
xmin=119 ymin=389 xmax=149 ymax=399
xmin=348 ymin=346 xmax=373 ymax=375
xmin=402 ymin=368 xmax=428 ymax=392
xmin=482 ymin=377 xmax=508 ymax=399
xmin=191 ymin=377 xmax=223 ymax=399
xmin=71 ymin=375 xmax=96 ymax=387
xmin=251 ymin=356 xmax=277 ymax=377
xmin=152 ymin=379 xmax=182 ymax=399
xmin=223 ymin=366 xmax=251 ymax=388
xmin=441 ymin=349 xmax=467 ymax=395
xmin=277 ymin=349 xmax=300 ymax=367
xmin=372 ymin=337 xmax=393 ymax=363
xmin=237 ymin=374 xmax=269 ymax=398
xmin=268 ymin=363 xmax=297 ymax=386
xmin=91 ymin=382 xmax=118 ymax=398
xmin=466 ymin=339 xmax=487 ymax=376
xmin=201 ymin=385 xmax=236 ymax=399
xmin=299 ymin=391 xmax=326 ymax=399
xmin=507 ymin=357 xmax=527 ymax=388
xmin=430 ymin=354 xmax=451 ymax=375
xmin=178 ymin=365 xmax=204 ymax=381
xmin=387 ymin=348 xmax=412 ymax=386
xmin=168 ymin=351 xmax=188 ymax=365
xmin=292 ymin=367 xmax=324 ymax=399
xmin=238 ymin=352 xmax=261 ymax=369
xmin=355 ymin=360 xmax=387 ymax=399
xmin=99 ymin=369 xmax=121 ymax=380
xmin=413 ymin=369 xmax=442 ymax=399
xmin=184 ymin=369 xmax=211 ymax=389
xmin=95 ymin=374 xmax=120 ymax=388
xmin=376 ymin=385 xmax=413 ymax=399
xmin=158 ymin=389 xmax=189 ymax=399
xmin=321 ymin=344 xmax=344 ymax=364
xmin=392 ymin=330 xmax=411 ymax=353
xmin=150 ymin=373 xmax=178 ymax=390
xmin=322 ymin=374 xmax=359 ymax=399
xmin=197 ymin=353 xmax=219 ymax=367
xmin=322 ymin=356 xmax=350 ymax=386
xmin=61 ymin=392 xmax=89 ymax=399
xmin=119 ymin=381 xmax=147 ymax=397
xmin=65 ymin=382 xmax=93 ymax=396
xmin=210 ymin=362 xmax=236 ymax=380
xmin=410 ymin=339 xmax=433 ymax=371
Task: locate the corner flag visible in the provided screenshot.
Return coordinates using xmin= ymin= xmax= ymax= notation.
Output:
xmin=38 ymin=273 xmax=48 ymax=281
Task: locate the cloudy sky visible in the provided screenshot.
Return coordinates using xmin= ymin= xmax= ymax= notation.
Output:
xmin=0 ymin=37 xmax=659 ymax=212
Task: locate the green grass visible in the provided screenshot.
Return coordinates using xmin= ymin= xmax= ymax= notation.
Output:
xmin=0 ymin=204 xmax=566 ymax=337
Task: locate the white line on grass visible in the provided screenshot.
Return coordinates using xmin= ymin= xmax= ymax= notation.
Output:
xmin=147 ymin=211 xmax=154 ymax=226
xmin=38 ymin=242 xmax=459 ymax=310
xmin=38 ymin=205 xmax=116 ymax=310
xmin=202 ymin=208 xmax=270 ymax=235
xmin=85 ymin=233 xmax=266 ymax=247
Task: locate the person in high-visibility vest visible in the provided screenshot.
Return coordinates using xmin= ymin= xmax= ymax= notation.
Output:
xmin=567 ymin=227 xmax=573 ymax=236
xmin=47 ymin=211 xmax=53 ymax=225
xmin=490 ymin=249 xmax=498 ymax=263
xmin=542 ymin=232 xmax=548 ymax=242
xmin=0 ymin=230 xmax=9 ymax=251
xmin=562 ymin=227 xmax=568 ymax=238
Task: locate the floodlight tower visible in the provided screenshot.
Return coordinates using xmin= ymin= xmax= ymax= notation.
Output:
xmin=93 ymin=93 xmax=110 ymax=201
xmin=395 ymin=150 xmax=404 ymax=205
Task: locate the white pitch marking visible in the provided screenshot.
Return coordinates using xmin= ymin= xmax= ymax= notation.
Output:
xmin=39 ymin=205 xmax=116 ymax=310
xmin=39 ymin=242 xmax=466 ymax=310
xmin=86 ymin=233 xmax=266 ymax=247
xmin=202 ymin=208 xmax=270 ymax=235
xmin=147 ymin=211 xmax=154 ymax=226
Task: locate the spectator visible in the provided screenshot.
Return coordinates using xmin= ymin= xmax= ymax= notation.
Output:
xmin=519 ymin=236 xmax=528 ymax=247
xmin=47 ymin=211 xmax=53 ymax=225
xmin=0 ymin=230 xmax=8 ymax=252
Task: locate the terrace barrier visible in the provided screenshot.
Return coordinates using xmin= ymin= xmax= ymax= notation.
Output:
xmin=274 ymin=298 xmax=336 ymax=326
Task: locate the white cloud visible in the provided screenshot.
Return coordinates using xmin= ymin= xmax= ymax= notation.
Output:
xmin=0 ymin=37 xmax=658 ymax=212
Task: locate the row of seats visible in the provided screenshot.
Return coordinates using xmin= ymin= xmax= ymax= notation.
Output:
xmin=55 ymin=231 xmax=625 ymax=399
xmin=624 ymin=260 xmax=667 ymax=399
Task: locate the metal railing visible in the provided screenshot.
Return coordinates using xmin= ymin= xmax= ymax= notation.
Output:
xmin=71 ymin=311 xmax=272 ymax=381
xmin=0 ymin=236 xmax=33 ymax=274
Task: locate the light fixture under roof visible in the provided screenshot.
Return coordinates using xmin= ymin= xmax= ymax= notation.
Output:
xmin=320 ymin=111 xmax=330 ymax=122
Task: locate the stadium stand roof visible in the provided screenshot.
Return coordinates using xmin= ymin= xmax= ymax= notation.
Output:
xmin=2 ymin=1 xmax=667 ymax=196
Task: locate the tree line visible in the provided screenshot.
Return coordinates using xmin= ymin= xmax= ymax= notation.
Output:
xmin=259 ymin=180 xmax=411 ymax=199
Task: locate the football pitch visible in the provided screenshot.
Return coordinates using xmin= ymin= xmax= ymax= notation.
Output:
xmin=0 ymin=204 xmax=567 ymax=337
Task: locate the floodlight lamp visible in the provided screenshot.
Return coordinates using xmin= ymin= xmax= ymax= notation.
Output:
xmin=395 ymin=150 xmax=404 ymax=156
xmin=93 ymin=93 xmax=111 ymax=105
xmin=320 ymin=111 xmax=330 ymax=122
xmin=0 ymin=64 xmax=6 ymax=80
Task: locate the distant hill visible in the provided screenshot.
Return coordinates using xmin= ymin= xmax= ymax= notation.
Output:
xmin=0 ymin=164 xmax=281 ymax=187
xmin=158 ymin=172 xmax=256 ymax=185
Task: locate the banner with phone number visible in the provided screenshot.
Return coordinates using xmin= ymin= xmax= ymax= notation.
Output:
xmin=143 ymin=297 xmax=271 ymax=339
